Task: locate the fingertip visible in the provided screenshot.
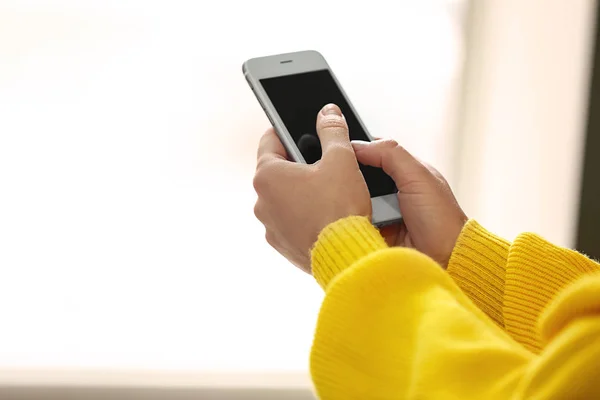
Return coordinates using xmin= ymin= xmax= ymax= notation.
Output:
xmin=321 ymin=103 xmax=342 ymax=117
xmin=258 ymin=127 xmax=278 ymax=147
xmin=316 ymin=104 xmax=345 ymax=130
xmin=316 ymin=105 xmax=346 ymax=129
xmin=264 ymin=126 xmax=278 ymax=139
xmin=316 ymin=104 xmax=351 ymax=153
xmin=351 ymin=140 xmax=370 ymax=152
xmin=257 ymin=127 xmax=288 ymax=162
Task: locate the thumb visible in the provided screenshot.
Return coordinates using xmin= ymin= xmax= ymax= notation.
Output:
xmin=352 ymin=139 xmax=428 ymax=189
xmin=315 ymin=104 xmax=352 ymax=154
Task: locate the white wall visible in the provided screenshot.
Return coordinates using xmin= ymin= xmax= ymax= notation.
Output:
xmin=4 ymin=0 xmax=594 ymax=390
xmin=0 ymin=0 xmax=466 ymax=381
xmin=2 ymin=0 xmax=595 ymax=387
xmin=456 ymin=0 xmax=596 ymax=246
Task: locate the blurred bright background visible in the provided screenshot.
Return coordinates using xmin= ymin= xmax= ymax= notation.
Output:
xmin=0 ymin=0 xmax=596 ymax=394
xmin=0 ymin=0 xmax=467 ymax=377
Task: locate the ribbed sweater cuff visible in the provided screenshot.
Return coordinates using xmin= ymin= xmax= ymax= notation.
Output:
xmin=311 ymin=216 xmax=388 ymax=290
xmin=447 ymin=219 xmax=509 ymax=327
xmin=503 ymin=233 xmax=600 ymax=351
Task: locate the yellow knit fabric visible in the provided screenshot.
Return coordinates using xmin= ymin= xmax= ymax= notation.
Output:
xmin=448 ymin=220 xmax=600 ymax=353
xmin=309 ymin=216 xmax=600 ymax=399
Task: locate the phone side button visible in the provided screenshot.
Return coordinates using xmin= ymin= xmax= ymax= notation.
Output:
xmin=266 ymin=114 xmax=274 ymax=125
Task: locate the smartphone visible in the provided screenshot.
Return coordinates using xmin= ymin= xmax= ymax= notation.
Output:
xmin=243 ymin=50 xmax=401 ymax=227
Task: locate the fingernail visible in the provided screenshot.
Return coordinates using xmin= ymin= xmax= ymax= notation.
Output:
xmin=321 ymin=104 xmax=342 ymax=116
xmin=351 ymin=140 xmax=369 ymax=150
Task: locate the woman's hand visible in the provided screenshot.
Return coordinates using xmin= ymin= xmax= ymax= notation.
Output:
xmin=352 ymin=139 xmax=468 ymax=268
xmin=253 ymin=104 xmax=371 ymax=273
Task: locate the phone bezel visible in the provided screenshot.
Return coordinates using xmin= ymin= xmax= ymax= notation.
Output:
xmin=242 ymin=50 xmax=401 ymax=227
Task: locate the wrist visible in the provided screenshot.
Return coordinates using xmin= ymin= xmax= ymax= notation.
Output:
xmin=441 ymin=211 xmax=469 ymax=268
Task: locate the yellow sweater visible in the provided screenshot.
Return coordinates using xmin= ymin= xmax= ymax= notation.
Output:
xmin=309 ymin=216 xmax=600 ymax=399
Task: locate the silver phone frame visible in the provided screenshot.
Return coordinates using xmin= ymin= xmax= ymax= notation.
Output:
xmin=243 ymin=50 xmax=401 ymax=227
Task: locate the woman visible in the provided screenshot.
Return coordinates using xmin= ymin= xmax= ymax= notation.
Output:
xmin=253 ymin=104 xmax=600 ymax=399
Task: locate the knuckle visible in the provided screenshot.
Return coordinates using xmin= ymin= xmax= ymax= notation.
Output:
xmin=256 ymin=155 xmax=271 ymax=170
xmin=379 ymin=139 xmax=399 ymax=149
xmin=416 ymin=158 xmax=443 ymax=181
xmin=252 ymin=171 xmax=267 ymax=193
xmin=252 ymin=165 xmax=272 ymax=193
xmin=265 ymin=231 xmax=277 ymax=247
xmin=425 ymin=163 xmax=445 ymax=182
xmin=253 ymin=202 xmax=262 ymax=220
xmin=321 ymin=116 xmax=348 ymax=130
xmin=252 ymin=173 xmax=261 ymax=192
xmin=383 ymin=142 xmax=409 ymax=163
xmin=307 ymin=166 xmax=322 ymax=181
xmin=390 ymin=142 xmax=406 ymax=153
xmin=327 ymin=143 xmax=354 ymax=157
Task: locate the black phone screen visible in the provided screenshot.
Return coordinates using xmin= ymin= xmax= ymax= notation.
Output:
xmin=260 ymin=69 xmax=397 ymax=198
